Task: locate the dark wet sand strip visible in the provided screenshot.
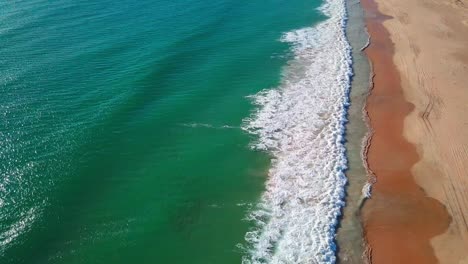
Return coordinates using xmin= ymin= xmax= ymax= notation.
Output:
xmin=360 ymin=0 xmax=450 ymax=262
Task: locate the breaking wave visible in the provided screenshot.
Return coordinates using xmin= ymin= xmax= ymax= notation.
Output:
xmin=241 ymin=0 xmax=352 ymax=263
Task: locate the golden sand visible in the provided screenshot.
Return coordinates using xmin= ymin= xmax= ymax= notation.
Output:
xmin=361 ymin=0 xmax=468 ymax=262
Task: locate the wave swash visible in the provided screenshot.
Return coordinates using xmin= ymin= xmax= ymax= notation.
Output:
xmin=241 ymin=0 xmax=352 ymax=263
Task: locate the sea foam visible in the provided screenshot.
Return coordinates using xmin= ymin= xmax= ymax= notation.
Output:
xmin=241 ymin=0 xmax=352 ymax=263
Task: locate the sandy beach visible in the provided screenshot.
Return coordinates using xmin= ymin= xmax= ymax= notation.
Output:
xmin=361 ymin=0 xmax=468 ymax=263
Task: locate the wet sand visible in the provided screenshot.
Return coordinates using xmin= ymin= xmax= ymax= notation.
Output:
xmin=361 ymin=0 xmax=468 ymax=262
xmin=363 ymin=0 xmax=468 ymax=262
xmin=359 ymin=0 xmax=463 ymax=262
xmin=335 ymin=0 xmax=370 ymax=262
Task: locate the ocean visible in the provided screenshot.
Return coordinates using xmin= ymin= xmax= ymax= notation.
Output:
xmin=0 ymin=0 xmax=356 ymax=263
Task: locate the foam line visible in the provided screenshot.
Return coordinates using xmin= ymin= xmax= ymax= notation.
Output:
xmin=241 ymin=0 xmax=352 ymax=262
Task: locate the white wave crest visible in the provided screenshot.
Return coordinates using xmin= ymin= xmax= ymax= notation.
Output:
xmin=179 ymin=123 xmax=239 ymax=129
xmin=241 ymin=0 xmax=352 ymax=263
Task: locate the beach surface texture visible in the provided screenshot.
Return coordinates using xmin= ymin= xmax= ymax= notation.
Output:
xmin=361 ymin=0 xmax=468 ymax=263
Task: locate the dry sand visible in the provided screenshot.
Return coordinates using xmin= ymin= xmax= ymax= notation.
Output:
xmin=361 ymin=0 xmax=468 ymax=263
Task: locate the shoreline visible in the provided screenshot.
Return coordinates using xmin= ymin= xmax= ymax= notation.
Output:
xmin=241 ymin=0 xmax=354 ymax=261
xmin=360 ymin=0 xmax=468 ymax=262
xmin=336 ymin=0 xmax=371 ymax=262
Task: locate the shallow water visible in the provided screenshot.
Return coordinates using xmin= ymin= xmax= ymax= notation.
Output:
xmin=335 ymin=0 xmax=371 ymax=262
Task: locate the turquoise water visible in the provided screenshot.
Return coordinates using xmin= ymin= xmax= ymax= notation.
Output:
xmin=0 ymin=1 xmax=325 ymax=263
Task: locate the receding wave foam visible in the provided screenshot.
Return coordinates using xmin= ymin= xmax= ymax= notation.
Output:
xmin=241 ymin=0 xmax=352 ymax=263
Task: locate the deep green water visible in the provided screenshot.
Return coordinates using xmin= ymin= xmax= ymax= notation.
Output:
xmin=0 ymin=0 xmax=325 ymax=263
